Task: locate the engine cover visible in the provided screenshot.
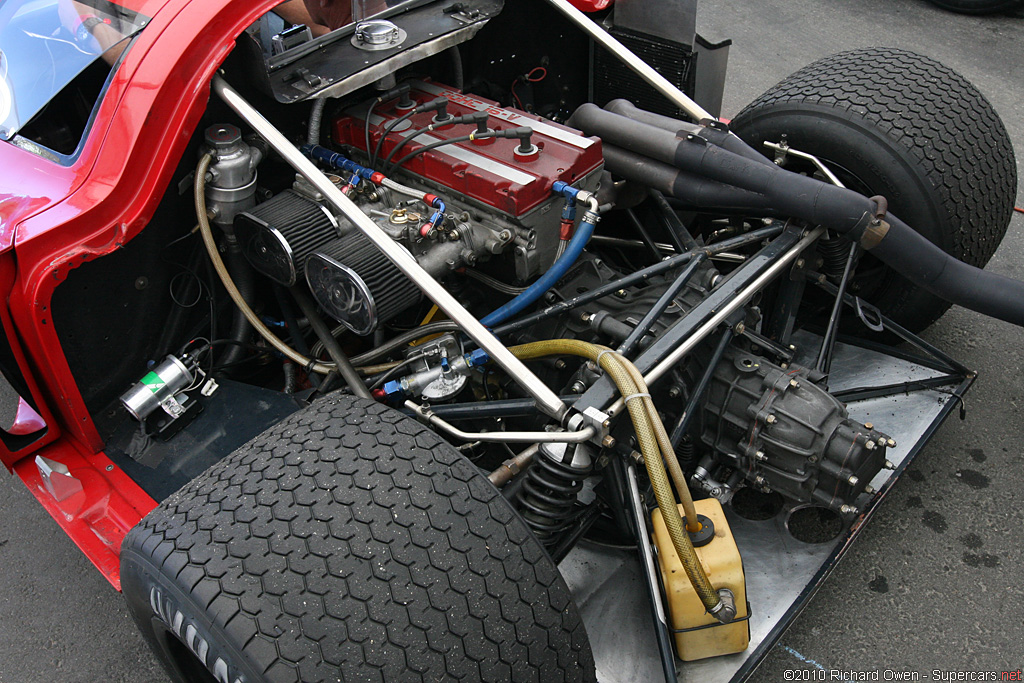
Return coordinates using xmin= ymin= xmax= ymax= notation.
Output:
xmin=330 ymin=80 xmax=604 ymax=219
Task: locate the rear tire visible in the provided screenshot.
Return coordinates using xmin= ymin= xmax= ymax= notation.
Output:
xmin=926 ymin=0 xmax=1021 ymax=14
xmin=121 ymin=394 xmax=595 ymax=683
xmin=731 ymin=47 xmax=1017 ymax=332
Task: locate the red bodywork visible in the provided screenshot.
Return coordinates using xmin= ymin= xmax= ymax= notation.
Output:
xmin=0 ymin=0 xmax=282 ymax=588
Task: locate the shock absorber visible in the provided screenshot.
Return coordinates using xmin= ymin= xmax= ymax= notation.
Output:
xmin=516 ymin=442 xmax=594 ymax=547
xmin=818 ymin=232 xmax=851 ymax=281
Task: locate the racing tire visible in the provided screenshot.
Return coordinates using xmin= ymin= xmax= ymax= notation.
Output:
xmin=120 ymin=394 xmax=595 ymax=683
xmin=925 ymin=0 xmax=1021 ymax=14
xmin=731 ymin=47 xmax=1017 ymax=333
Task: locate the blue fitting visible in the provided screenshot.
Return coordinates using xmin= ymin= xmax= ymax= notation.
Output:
xmin=561 ymin=197 xmax=577 ymax=221
xmin=382 ymin=380 xmax=405 ymax=399
xmin=302 ymin=144 xmax=375 ymax=179
xmin=552 ymin=180 xmax=579 ymax=200
xmin=465 ymin=349 xmax=490 ymax=367
xmin=440 ymin=355 xmax=450 ymax=372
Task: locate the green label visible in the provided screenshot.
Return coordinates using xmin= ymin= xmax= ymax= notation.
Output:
xmin=141 ymin=371 xmax=166 ymax=395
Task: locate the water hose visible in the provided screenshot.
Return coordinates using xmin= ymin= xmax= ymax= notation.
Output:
xmin=480 ymin=203 xmax=599 ymax=327
xmin=195 ymin=154 xmax=334 ymax=375
xmin=508 ymin=339 xmax=724 ymax=616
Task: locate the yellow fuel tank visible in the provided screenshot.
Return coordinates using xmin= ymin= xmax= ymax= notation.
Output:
xmin=650 ymin=498 xmax=749 ymax=661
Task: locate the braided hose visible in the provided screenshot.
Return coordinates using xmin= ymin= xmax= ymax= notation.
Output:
xmin=509 ymin=340 xmax=721 ymax=613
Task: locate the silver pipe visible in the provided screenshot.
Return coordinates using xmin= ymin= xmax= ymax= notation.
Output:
xmin=212 ymin=75 xmax=567 ymax=421
xmin=607 ymin=227 xmax=825 ymax=417
xmin=405 ymin=401 xmax=595 ymax=444
xmin=542 ymin=0 xmax=714 ymax=123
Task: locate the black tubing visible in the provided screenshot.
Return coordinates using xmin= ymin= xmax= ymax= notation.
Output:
xmin=603 ymin=99 xmax=776 ymax=168
xmin=220 ymin=249 xmax=256 ymax=368
xmin=574 ymin=104 xmax=1024 ymax=327
xmin=290 ymin=287 xmax=372 ymax=398
xmin=603 ymin=145 xmax=772 ymax=212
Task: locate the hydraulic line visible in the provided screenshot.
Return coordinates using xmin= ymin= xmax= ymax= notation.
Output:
xmin=195 ymin=154 xmax=334 ymax=375
xmin=507 ymin=339 xmax=723 ymax=616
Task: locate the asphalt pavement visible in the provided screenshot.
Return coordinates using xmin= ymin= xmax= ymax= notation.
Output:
xmin=0 ymin=1 xmax=1021 ymax=682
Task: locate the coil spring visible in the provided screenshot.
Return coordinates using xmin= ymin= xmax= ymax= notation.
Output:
xmin=516 ymin=446 xmax=594 ymax=546
xmin=818 ymin=234 xmax=852 ymax=280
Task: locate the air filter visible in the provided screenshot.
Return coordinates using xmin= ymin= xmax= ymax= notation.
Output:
xmin=305 ymin=231 xmax=421 ymax=336
xmin=234 ymin=190 xmax=338 ymax=286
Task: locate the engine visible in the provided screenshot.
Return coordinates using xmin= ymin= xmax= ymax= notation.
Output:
xmin=224 ymin=80 xmax=603 ymax=336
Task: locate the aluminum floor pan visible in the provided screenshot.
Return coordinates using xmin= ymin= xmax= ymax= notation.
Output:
xmin=559 ymin=333 xmax=972 ymax=683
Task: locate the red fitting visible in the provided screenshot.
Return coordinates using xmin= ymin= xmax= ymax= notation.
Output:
xmin=559 ymin=218 xmax=575 ymax=241
xmin=420 ymin=222 xmax=433 ymax=238
xmin=370 ymin=172 xmax=386 ymax=184
xmin=372 ymin=388 xmax=386 ymax=399
xmin=423 ymin=193 xmax=439 ymax=207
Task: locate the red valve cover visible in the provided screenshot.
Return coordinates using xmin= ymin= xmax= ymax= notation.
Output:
xmin=331 ymin=80 xmax=603 ymax=218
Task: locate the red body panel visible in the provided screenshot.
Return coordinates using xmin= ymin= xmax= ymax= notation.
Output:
xmin=0 ymin=0 xmax=283 ymax=585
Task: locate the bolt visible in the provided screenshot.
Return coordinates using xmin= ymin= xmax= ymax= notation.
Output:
xmin=710 ymin=488 xmax=722 ymax=497
xmin=765 ymin=414 xmax=777 ymax=424
xmin=840 ymin=504 xmax=858 ymax=515
xmin=734 ymin=322 xmax=746 ymax=335
xmin=754 ymin=475 xmax=766 ymax=486
xmin=668 ymin=386 xmax=682 ymax=399
xmin=614 ymin=289 xmax=627 ymax=298
xmin=887 ymin=438 xmax=896 ymax=448
xmin=865 ymin=422 xmax=874 ymax=430
xmin=789 ymin=379 xmax=800 ymax=389
xmin=570 ymin=381 xmax=586 ymax=393
xmin=580 ymin=312 xmax=592 ymax=322
xmin=847 ymin=475 xmax=859 ymax=486
xmin=105 ymin=465 xmax=113 ymax=472
xmin=755 ymin=450 xmax=768 ymax=462
xmin=554 ymin=359 xmax=567 ymax=370
xmin=865 ymin=440 xmax=875 ymax=450
xmin=788 ymin=344 xmax=797 ymax=351
xmin=630 ymin=449 xmax=643 ymax=464
xmin=498 ymin=230 xmax=512 ymax=241
xmin=602 ymin=435 xmax=617 ymax=449
xmin=780 ymin=363 xmax=789 ymax=369
xmin=795 ymin=258 xmax=805 ymax=269
xmin=884 ymin=460 xmax=895 ymax=469
xmin=864 ymin=485 xmax=875 ymax=494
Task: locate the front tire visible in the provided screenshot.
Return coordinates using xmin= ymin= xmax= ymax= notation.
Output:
xmin=121 ymin=394 xmax=595 ymax=683
xmin=731 ymin=47 xmax=1017 ymax=332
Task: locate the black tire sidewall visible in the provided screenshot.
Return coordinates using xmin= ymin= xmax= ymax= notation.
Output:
xmin=732 ymin=103 xmax=951 ymax=327
xmin=121 ymin=554 xmax=263 ymax=683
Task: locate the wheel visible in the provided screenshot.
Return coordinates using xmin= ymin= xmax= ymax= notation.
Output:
xmin=925 ymin=0 xmax=1021 ymax=14
xmin=120 ymin=394 xmax=595 ymax=683
xmin=731 ymin=47 xmax=1017 ymax=332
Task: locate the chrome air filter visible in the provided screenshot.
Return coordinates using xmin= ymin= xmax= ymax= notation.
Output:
xmin=233 ymin=190 xmax=338 ymax=286
xmin=305 ymin=232 xmax=421 ymax=336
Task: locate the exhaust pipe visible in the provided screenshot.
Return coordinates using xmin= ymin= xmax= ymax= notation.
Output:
xmin=570 ymin=104 xmax=1024 ymax=327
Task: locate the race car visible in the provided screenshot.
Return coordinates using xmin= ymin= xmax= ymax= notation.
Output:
xmin=0 ymin=0 xmax=1018 ymax=681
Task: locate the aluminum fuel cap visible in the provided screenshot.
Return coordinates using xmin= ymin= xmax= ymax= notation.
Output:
xmin=352 ymin=20 xmax=407 ymax=51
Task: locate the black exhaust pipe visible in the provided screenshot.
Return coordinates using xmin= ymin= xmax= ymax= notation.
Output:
xmin=570 ymin=104 xmax=1024 ymax=327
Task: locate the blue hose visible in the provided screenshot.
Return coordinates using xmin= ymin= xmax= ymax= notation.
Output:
xmin=480 ymin=214 xmax=596 ymax=327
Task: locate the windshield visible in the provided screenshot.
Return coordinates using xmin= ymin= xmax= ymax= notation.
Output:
xmin=0 ymin=0 xmax=155 ymax=141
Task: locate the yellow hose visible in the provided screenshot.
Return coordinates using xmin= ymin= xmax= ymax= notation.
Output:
xmin=509 ymin=340 xmax=721 ymax=612
xmin=195 ymin=154 xmax=334 ymax=375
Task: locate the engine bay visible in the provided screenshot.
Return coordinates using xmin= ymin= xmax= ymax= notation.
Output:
xmin=33 ymin=0 xmax=1014 ymax=680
